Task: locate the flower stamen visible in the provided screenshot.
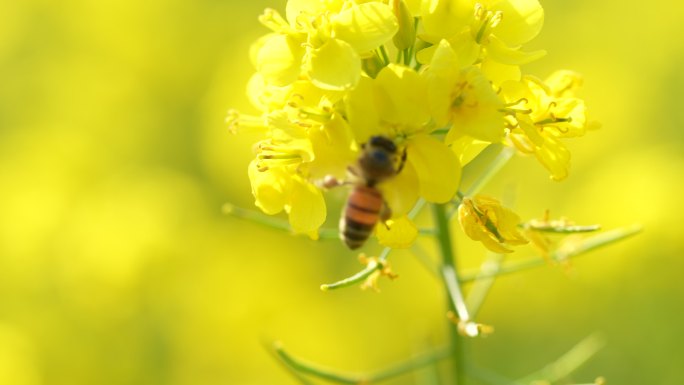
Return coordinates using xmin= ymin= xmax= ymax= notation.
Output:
xmin=259 ymin=8 xmax=291 ymax=33
xmin=226 ymin=110 xmax=268 ymax=134
xmin=473 ymin=4 xmax=504 ymax=44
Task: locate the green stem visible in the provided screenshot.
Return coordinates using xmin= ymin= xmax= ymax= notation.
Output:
xmin=432 ymin=203 xmax=465 ymax=385
xmin=274 ymin=342 xmax=358 ymax=384
xmin=378 ymin=45 xmax=391 ymax=66
xmin=272 ymin=342 xmax=453 ymax=384
xmin=465 ymin=252 xmax=505 ymax=319
xmin=403 ymin=48 xmax=412 ymax=66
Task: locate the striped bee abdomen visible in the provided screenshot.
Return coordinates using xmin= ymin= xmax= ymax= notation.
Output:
xmin=340 ymin=185 xmax=384 ymax=249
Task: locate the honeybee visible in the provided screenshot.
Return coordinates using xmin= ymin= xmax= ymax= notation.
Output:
xmin=325 ymin=136 xmax=406 ymax=249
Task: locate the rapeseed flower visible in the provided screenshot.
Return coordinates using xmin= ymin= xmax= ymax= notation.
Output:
xmin=501 ymin=71 xmax=591 ymax=180
xmin=229 ymin=0 xmax=596 ymax=250
xmin=425 ymin=40 xmax=505 ymax=144
xmin=256 ymin=1 xmax=398 ymax=90
xmin=419 ymin=0 xmax=546 ymax=85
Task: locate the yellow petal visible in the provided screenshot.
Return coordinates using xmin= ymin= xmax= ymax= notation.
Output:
xmin=458 ymin=196 xmax=528 ymax=253
xmin=392 ymin=0 xmax=417 ymax=50
xmin=500 ymin=78 xmax=531 ymax=105
xmin=445 ymin=30 xmax=482 ymax=67
xmin=404 ymin=0 xmax=424 ymax=15
xmin=548 ymin=98 xmax=587 ymax=137
xmin=286 ymin=0 xmax=343 ymax=26
xmin=458 ymin=198 xmax=513 ymax=253
xmin=426 ymin=40 xmax=460 ymax=126
xmin=489 ymin=0 xmax=544 ymax=46
xmin=376 ymin=215 xmax=418 ymax=249
xmin=332 ymin=2 xmax=399 ymax=53
xmin=486 ymin=35 xmax=546 ymax=65
xmin=422 ymin=0 xmax=472 ymax=39
xmin=472 ymin=195 xmax=527 ymax=246
xmin=535 ymin=134 xmax=571 ymax=181
xmin=250 ymin=33 xmax=275 ymax=68
xmin=545 ymin=70 xmax=583 ymax=98
xmin=287 ymin=176 xmax=327 ymax=237
xmin=518 ymin=120 xmax=544 ymax=147
xmin=246 ymin=73 xmax=268 ymax=111
xmin=248 ymin=161 xmax=291 ymax=215
xmin=379 ymin=160 xmax=420 ymax=217
xmin=344 ymin=76 xmax=383 ymax=143
xmin=407 ymin=134 xmax=461 ymax=203
xmin=375 ymin=64 xmax=430 ymax=129
xmin=443 ymin=67 xmax=505 ymax=143
xmin=307 ymin=115 xmax=357 ymax=180
xmin=480 ymin=56 xmax=521 ymax=86
xmin=257 ymin=34 xmax=305 ymax=87
xmin=450 ymin=135 xmax=490 ymax=165
xmin=416 ymin=43 xmax=438 ymax=65
xmin=308 ymin=39 xmax=361 ymax=90
xmin=495 ymin=207 xmax=529 ymax=245
xmin=246 ymin=73 xmax=294 ymax=111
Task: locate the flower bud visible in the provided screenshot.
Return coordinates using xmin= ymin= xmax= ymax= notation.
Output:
xmin=458 ymin=196 xmax=528 ymax=253
xmin=392 ymin=0 xmax=416 ymax=50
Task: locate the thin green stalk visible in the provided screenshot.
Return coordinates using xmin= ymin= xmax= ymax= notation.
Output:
xmin=223 ymin=203 xmax=293 ymax=232
xmin=224 ymin=203 xmax=435 ymax=241
xmin=272 ymin=342 xmax=453 ymax=384
xmin=458 ymin=225 xmax=642 ymax=282
xmin=519 ymin=223 xmax=601 ymax=233
xmin=412 ymin=359 xmax=441 ymax=385
xmin=432 ymin=203 xmax=465 ymax=385
xmin=464 ymin=146 xmax=515 ymax=198
xmin=368 ymin=348 xmax=452 ymax=383
xmin=465 ymin=362 xmax=524 ymax=385
xmin=269 ymin=343 xmax=317 ymax=385
xmin=410 ymin=241 xmax=440 ymax=278
xmin=403 ymin=48 xmax=412 ymax=66
xmin=378 ymin=45 xmax=391 ymax=66
xmin=274 ymin=342 xmax=357 ymax=384
xmin=517 ymin=333 xmax=605 ymax=384
xmin=320 ymin=247 xmax=390 ymax=291
xmin=321 ymin=199 xmax=427 ymax=291
xmin=465 ymin=252 xmax=505 ymax=319
xmin=447 ymin=144 xmax=515 ymax=218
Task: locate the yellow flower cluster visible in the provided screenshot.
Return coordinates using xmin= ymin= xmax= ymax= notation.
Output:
xmin=228 ymin=0 xmax=595 ymax=250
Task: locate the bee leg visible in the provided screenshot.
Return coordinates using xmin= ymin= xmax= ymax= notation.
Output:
xmin=380 ymin=202 xmax=392 ymax=229
xmin=396 ymin=147 xmax=408 ymax=174
xmin=320 ymin=175 xmax=345 ymax=189
xmin=346 ymin=165 xmax=360 ymax=177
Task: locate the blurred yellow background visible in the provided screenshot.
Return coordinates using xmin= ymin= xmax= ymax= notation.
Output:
xmin=0 ymin=0 xmax=682 ymax=384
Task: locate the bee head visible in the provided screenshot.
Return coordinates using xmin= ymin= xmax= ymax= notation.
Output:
xmin=358 ymin=136 xmax=401 ymax=185
xmin=368 ymin=136 xmax=397 ymax=154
